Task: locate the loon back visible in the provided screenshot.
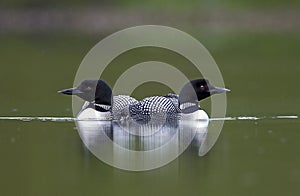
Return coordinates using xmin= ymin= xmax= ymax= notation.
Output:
xmin=112 ymin=95 xmax=138 ymax=120
xmin=123 ymin=96 xmax=181 ymax=124
xmin=163 ymin=93 xmax=179 ymax=108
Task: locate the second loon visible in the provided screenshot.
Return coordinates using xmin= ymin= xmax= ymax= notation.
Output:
xmin=122 ymin=78 xmax=230 ymax=123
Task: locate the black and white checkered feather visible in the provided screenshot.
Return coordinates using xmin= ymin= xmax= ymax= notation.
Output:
xmin=112 ymin=95 xmax=138 ymax=119
xmin=163 ymin=93 xmax=179 ymax=108
xmin=127 ymin=96 xmax=181 ymax=123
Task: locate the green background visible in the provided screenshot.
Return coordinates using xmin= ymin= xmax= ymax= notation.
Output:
xmin=0 ymin=1 xmax=299 ymax=196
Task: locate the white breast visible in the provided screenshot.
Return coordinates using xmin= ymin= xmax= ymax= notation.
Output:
xmin=181 ymin=109 xmax=209 ymax=121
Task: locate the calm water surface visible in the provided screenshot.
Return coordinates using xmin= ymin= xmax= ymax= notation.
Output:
xmin=0 ymin=118 xmax=299 ymax=196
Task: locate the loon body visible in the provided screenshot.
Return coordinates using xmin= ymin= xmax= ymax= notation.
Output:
xmin=123 ymin=79 xmax=230 ymax=122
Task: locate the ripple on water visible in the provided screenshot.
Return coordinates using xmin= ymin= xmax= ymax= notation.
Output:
xmin=0 ymin=115 xmax=298 ymax=122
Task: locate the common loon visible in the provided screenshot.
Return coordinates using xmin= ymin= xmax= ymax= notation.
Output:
xmin=121 ymin=78 xmax=230 ymax=123
xmin=58 ymin=80 xmax=138 ymax=120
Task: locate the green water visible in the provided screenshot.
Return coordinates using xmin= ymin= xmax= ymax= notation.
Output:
xmin=0 ymin=119 xmax=299 ymax=195
xmin=0 ymin=33 xmax=300 ymax=195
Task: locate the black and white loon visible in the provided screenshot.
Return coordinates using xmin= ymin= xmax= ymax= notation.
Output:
xmin=58 ymin=80 xmax=137 ymax=120
xmin=122 ymin=78 xmax=230 ymax=123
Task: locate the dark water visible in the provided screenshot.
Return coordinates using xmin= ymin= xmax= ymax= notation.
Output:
xmin=0 ymin=118 xmax=299 ymax=196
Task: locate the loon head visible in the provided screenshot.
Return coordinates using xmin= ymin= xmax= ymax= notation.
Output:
xmin=179 ymin=78 xmax=230 ymax=104
xmin=58 ymin=80 xmax=112 ymax=105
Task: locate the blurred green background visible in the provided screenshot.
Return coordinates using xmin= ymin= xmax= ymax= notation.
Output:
xmin=0 ymin=1 xmax=300 ymax=196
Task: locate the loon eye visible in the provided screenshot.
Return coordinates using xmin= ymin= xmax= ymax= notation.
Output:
xmin=200 ymin=85 xmax=205 ymax=91
xmin=83 ymin=86 xmax=92 ymax=91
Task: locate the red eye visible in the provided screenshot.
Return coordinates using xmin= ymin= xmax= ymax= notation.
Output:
xmin=200 ymin=85 xmax=205 ymax=91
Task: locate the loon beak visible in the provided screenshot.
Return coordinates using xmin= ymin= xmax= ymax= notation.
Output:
xmin=210 ymin=86 xmax=230 ymax=94
xmin=58 ymin=88 xmax=83 ymax=95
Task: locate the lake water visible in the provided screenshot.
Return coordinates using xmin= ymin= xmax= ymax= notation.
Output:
xmin=0 ymin=116 xmax=299 ymax=196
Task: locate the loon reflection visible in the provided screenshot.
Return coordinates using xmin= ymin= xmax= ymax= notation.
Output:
xmin=76 ymin=116 xmax=211 ymax=160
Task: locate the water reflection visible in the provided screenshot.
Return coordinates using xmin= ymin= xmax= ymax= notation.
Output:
xmin=75 ymin=116 xmax=221 ymax=171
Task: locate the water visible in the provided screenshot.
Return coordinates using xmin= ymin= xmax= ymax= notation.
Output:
xmin=0 ymin=116 xmax=299 ymax=195
xmin=0 ymin=117 xmax=75 ymax=122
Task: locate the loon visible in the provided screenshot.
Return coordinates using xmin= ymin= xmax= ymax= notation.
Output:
xmin=58 ymin=80 xmax=138 ymax=120
xmin=122 ymin=79 xmax=230 ymax=123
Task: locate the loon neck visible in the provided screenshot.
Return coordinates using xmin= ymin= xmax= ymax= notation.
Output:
xmin=180 ymin=102 xmax=200 ymax=114
xmin=178 ymin=82 xmax=199 ymax=105
xmin=90 ymin=102 xmax=111 ymax=112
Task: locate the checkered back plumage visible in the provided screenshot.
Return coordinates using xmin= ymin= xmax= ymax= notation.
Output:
xmin=128 ymin=96 xmax=181 ymax=123
xmin=112 ymin=95 xmax=138 ymax=119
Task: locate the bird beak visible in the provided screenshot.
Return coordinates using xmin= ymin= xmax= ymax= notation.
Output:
xmin=57 ymin=88 xmax=83 ymax=95
xmin=210 ymin=86 xmax=231 ymax=94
